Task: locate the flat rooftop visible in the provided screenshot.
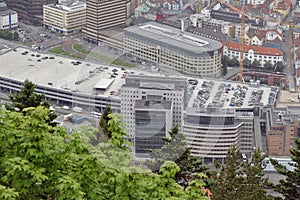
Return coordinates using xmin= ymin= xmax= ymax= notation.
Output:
xmin=124 ymin=22 xmax=222 ymax=53
xmin=0 ymin=47 xmax=278 ymax=110
xmin=0 ymin=47 xmax=155 ymax=97
xmin=187 ymin=79 xmax=277 ymax=109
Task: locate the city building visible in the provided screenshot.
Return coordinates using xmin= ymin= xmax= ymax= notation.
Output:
xmin=183 ymin=106 xmax=255 ymax=164
xmin=245 ymin=28 xmax=282 ymax=46
xmin=4 ymin=0 xmax=57 ymax=24
xmin=135 ymin=99 xmax=172 ymax=156
xmin=120 ymin=75 xmax=188 ymax=140
xmin=124 ymin=22 xmax=223 ymax=77
xmin=0 ymin=2 xmax=17 ymax=30
xmin=126 ymin=0 xmax=141 ymax=18
xmin=266 ymin=107 xmax=300 ymax=156
xmin=182 ymin=78 xmax=278 ymax=164
xmin=84 ymin=0 xmax=126 ymax=45
xmin=223 ymin=41 xmax=284 ymax=67
xmin=0 ymin=47 xmax=281 ymax=162
xmin=43 ymin=1 xmax=86 ymax=35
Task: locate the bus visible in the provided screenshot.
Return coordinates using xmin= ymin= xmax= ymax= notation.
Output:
xmin=91 ymin=112 xmax=102 ymax=118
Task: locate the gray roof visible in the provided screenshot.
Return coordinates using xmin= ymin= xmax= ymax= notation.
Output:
xmin=124 ymin=22 xmax=222 ymax=56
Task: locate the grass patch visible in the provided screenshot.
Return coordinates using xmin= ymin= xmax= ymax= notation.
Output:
xmin=73 ymin=44 xmax=90 ymax=55
xmin=49 ymin=46 xmax=82 ymax=59
xmin=87 ymin=52 xmax=114 ymax=63
xmin=111 ymin=59 xmax=136 ymax=68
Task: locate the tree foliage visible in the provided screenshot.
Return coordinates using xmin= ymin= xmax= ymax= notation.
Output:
xmin=8 ymin=79 xmax=46 ymax=111
xmin=0 ymin=107 xmax=209 ymax=199
xmin=0 ymin=30 xmax=19 ymax=41
xmin=271 ymin=138 xmax=300 ymax=200
xmin=211 ymin=146 xmax=272 ymax=200
xmin=7 ymin=79 xmax=57 ymax=125
xmin=252 ymin=59 xmax=261 ymax=68
xmin=274 ymin=61 xmax=285 ymax=72
xmin=264 ymin=61 xmax=273 ymax=69
xmin=243 ymin=58 xmax=251 ymax=68
xmin=99 ymin=105 xmax=112 ymax=140
xmin=147 ymin=125 xmax=211 ymax=188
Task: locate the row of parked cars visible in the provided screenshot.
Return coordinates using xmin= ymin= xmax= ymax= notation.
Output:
xmin=248 ymin=89 xmax=263 ymax=106
xmin=229 ymin=85 xmax=248 ymax=107
xmin=195 ymin=81 xmax=214 ymax=108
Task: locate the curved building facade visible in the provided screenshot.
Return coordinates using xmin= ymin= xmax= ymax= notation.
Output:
xmin=183 ymin=107 xmax=254 ymax=164
xmin=124 ymin=22 xmax=222 ymax=77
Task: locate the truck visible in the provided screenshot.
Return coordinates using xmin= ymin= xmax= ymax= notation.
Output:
xmin=73 ymin=106 xmax=83 ymax=113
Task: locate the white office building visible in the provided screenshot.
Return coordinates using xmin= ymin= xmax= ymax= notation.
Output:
xmin=120 ymin=75 xmax=188 ymax=144
xmin=0 ymin=2 xmax=18 ymax=30
xmin=124 ymin=22 xmax=223 ymax=77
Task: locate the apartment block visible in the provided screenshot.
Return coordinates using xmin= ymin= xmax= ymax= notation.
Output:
xmin=43 ymin=1 xmax=86 ymax=35
xmin=84 ymin=0 xmax=126 ymax=44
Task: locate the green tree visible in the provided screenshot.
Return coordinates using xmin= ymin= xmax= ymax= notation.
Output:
xmin=0 ymin=106 xmax=209 ymax=199
xmin=274 ymin=61 xmax=285 ymax=72
xmin=243 ymin=58 xmax=251 ymax=68
xmin=6 ymin=79 xmax=57 ymax=125
xmin=252 ymin=59 xmax=261 ymax=68
xmin=212 ymin=146 xmax=271 ymax=200
xmin=221 ymin=55 xmax=230 ymax=67
xmin=99 ymin=105 xmax=112 ymax=140
xmin=13 ymin=32 xmax=19 ymax=40
xmin=264 ymin=61 xmax=273 ymax=69
xmin=8 ymin=79 xmax=46 ymax=111
xmin=271 ymin=138 xmax=300 ymax=200
xmin=229 ymin=57 xmax=239 ymax=67
xmin=147 ymin=125 xmax=210 ymax=188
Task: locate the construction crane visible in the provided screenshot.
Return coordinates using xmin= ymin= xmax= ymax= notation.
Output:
xmin=217 ymin=0 xmax=300 ymax=88
xmin=217 ymin=0 xmax=250 ymax=82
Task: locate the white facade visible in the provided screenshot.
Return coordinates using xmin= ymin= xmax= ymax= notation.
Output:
xmin=247 ymin=0 xmax=265 ymax=5
xmin=223 ymin=42 xmax=284 ymax=67
xmin=43 ymin=2 xmax=86 ymax=35
xmin=266 ymin=30 xmax=282 ymax=41
xmin=120 ymin=75 xmax=187 ymax=138
xmin=0 ymin=11 xmax=18 ymax=30
xmin=183 ymin=108 xmax=254 ymax=164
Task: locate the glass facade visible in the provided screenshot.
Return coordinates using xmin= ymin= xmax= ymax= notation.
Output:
xmin=135 ymin=110 xmax=167 ymax=153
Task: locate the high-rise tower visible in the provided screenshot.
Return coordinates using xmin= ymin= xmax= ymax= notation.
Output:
xmin=84 ymin=0 xmax=126 ymax=44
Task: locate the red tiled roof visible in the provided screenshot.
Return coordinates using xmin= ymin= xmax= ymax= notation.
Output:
xmin=165 ymin=0 xmax=172 ymax=5
xmin=224 ymin=41 xmax=283 ymax=56
xmin=285 ymin=0 xmax=292 ymax=9
xmin=277 ymin=2 xmax=288 ymax=10
xmin=247 ymin=28 xmax=267 ymax=40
